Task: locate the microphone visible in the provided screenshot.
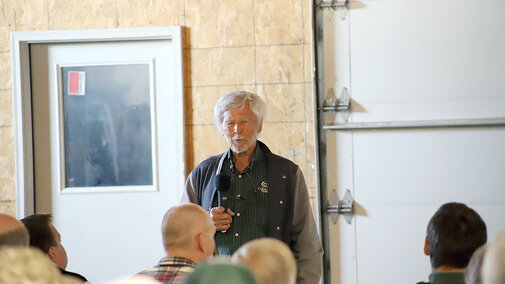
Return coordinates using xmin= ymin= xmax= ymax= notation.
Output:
xmin=215 ymin=173 xmax=231 ymax=213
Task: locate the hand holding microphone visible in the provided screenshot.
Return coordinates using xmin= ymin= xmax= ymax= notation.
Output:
xmin=210 ymin=173 xmax=234 ymax=232
xmin=209 ymin=207 xmax=235 ymax=232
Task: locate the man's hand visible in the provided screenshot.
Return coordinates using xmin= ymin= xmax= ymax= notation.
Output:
xmin=209 ymin=207 xmax=235 ymax=232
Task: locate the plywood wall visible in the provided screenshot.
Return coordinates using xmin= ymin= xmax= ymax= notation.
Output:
xmin=0 ymin=0 xmax=317 ymax=218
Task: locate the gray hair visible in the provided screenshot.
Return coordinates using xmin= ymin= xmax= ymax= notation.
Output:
xmin=465 ymin=244 xmax=486 ymax=284
xmin=213 ymin=91 xmax=267 ymax=130
xmin=482 ymin=228 xmax=505 ymax=284
xmin=231 ymin=238 xmax=297 ymax=284
xmin=0 ymin=247 xmax=82 ymax=284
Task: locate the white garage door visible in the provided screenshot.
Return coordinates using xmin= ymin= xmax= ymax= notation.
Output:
xmin=316 ymin=1 xmax=505 ymax=283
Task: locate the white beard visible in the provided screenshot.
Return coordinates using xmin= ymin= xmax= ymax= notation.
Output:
xmin=229 ymin=132 xmax=258 ymax=154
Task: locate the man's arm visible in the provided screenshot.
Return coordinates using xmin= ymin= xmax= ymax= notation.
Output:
xmin=291 ymin=168 xmax=324 ymax=284
xmin=182 ymin=172 xmax=234 ymax=231
xmin=182 ymin=172 xmax=199 ymax=203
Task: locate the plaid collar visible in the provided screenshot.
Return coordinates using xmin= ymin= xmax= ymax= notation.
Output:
xmin=156 ymin=256 xmax=197 ymax=268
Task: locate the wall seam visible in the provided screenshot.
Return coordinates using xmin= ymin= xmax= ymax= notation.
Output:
xmin=114 ymin=0 xmax=118 ymax=27
xmin=189 ymin=121 xmax=308 ymax=127
xmin=46 ymin=0 xmax=50 ymax=29
xmin=186 ymin=82 xmax=310 ymax=89
xmin=301 ymin=0 xmax=309 ymax=183
xmin=185 ymin=43 xmax=302 ymax=50
xmin=252 ymin=0 xmax=257 ymax=93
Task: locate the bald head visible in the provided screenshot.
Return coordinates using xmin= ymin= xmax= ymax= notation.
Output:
xmin=0 ymin=214 xmax=29 ymax=247
xmin=162 ymin=203 xmax=215 ymax=259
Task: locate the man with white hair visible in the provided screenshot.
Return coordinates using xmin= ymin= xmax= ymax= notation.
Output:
xmin=183 ymin=91 xmax=323 ymax=284
xmin=138 ymin=203 xmax=216 ymax=283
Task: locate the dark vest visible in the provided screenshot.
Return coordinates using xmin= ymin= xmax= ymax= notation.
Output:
xmin=190 ymin=141 xmax=298 ymax=246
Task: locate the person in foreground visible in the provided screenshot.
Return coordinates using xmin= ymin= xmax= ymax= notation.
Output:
xmin=481 ymin=228 xmax=505 ymax=284
xmin=184 ymin=261 xmax=256 ymax=284
xmin=138 ymin=203 xmax=216 ymax=283
xmin=465 ymin=244 xmax=486 ymax=284
xmin=231 ymin=237 xmax=297 ymax=284
xmin=21 ymin=214 xmax=88 ymax=282
xmin=0 ymin=246 xmax=83 ymax=284
xmin=417 ymin=202 xmax=487 ymax=284
xmin=0 ymin=213 xmax=29 ymax=247
xmin=182 ymin=91 xmax=323 ymax=284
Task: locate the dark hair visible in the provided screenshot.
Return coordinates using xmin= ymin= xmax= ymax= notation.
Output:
xmin=21 ymin=214 xmax=57 ymax=253
xmin=427 ymin=202 xmax=487 ymax=269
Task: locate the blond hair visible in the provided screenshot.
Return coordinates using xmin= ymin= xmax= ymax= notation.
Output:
xmin=482 ymin=228 xmax=505 ymax=284
xmin=0 ymin=247 xmax=83 ymax=284
xmin=231 ymin=238 xmax=296 ymax=284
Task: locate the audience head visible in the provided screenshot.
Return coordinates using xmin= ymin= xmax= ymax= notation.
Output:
xmin=482 ymin=228 xmax=505 ymax=284
xmin=231 ymin=238 xmax=297 ymax=284
xmin=465 ymin=244 xmax=486 ymax=284
xmin=21 ymin=213 xmax=69 ymax=269
xmin=0 ymin=246 xmax=82 ymax=284
xmin=0 ymin=213 xmax=29 ymax=247
xmin=161 ymin=203 xmax=215 ymax=263
xmin=424 ymin=202 xmax=487 ymax=270
xmin=184 ymin=262 xmax=256 ymax=284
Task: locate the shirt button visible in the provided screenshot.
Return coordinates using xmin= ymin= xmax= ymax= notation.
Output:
xmin=236 ymin=213 xmax=240 ymax=216
xmin=238 ymin=175 xmax=242 ymax=178
xmin=282 ymin=175 xmax=286 ymax=179
xmin=237 ymin=194 xmax=242 ymax=198
xmin=235 ymin=233 xmax=239 ymax=237
xmin=279 ymin=201 xmax=284 ymax=205
xmin=276 ymin=226 xmax=280 ymax=230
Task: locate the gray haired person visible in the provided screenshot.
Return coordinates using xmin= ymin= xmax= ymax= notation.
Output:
xmin=465 ymin=244 xmax=486 ymax=284
xmin=231 ymin=238 xmax=297 ymax=284
xmin=0 ymin=247 xmax=83 ymax=284
xmin=183 ymin=91 xmax=323 ymax=284
xmin=482 ymin=228 xmax=505 ymax=284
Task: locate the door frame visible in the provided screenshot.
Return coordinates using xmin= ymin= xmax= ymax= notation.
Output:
xmin=11 ymin=26 xmax=185 ymax=218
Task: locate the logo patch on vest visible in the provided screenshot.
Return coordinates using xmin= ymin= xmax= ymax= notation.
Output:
xmin=257 ymin=181 xmax=268 ymax=193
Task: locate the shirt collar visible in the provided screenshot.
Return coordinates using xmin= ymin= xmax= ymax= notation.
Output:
xmin=227 ymin=143 xmax=263 ymax=174
xmin=157 ymin=256 xmax=197 ymax=267
xmin=428 ymin=272 xmax=465 ymax=284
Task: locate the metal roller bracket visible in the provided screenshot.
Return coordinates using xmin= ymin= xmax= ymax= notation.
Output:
xmin=325 ymin=189 xmax=354 ymax=224
xmin=319 ymin=87 xmax=351 ymax=121
xmin=316 ymin=0 xmax=348 ymax=9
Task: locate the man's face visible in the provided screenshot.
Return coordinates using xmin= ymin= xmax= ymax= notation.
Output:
xmin=221 ymin=104 xmax=262 ymax=154
xmin=49 ymin=225 xmax=68 ymax=269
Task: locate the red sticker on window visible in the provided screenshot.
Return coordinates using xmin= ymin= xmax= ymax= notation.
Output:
xmin=68 ymin=71 xmax=85 ymax=95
